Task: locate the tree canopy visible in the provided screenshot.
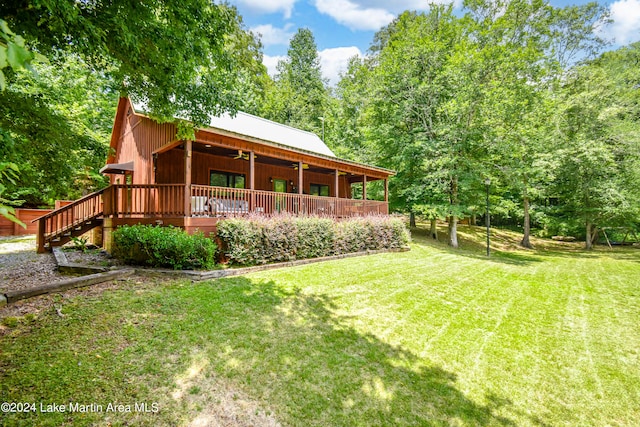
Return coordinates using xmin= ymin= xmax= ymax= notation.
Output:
xmin=261 ymin=28 xmax=329 ymax=135
xmin=1 ymin=0 xmax=264 ymax=126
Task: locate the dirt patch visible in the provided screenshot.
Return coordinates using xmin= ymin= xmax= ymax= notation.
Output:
xmin=63 ymin=247 xmax=123 ymax=268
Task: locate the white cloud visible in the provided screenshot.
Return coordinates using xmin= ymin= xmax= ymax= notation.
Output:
xmin=263 ymin=48 xmax=362 ymax=86
xmin=263 ymin=54 xmax=286 ymax=77
xmin=234 ymin=0 xmax=297 ymax=19
xmin=345 ymin=0 xmax=432 ymax=11
xmin=252 ymin=24 xmax=295 ymax=47
xmin=312 ymin=0 xmax=458 ymax=31
xmin=605 ymin=0 xmax=640 ymax=45
xmin=319 ymin=46 xmax=363 ymax=86
xmin=313 ymin=0 xmax=395 ymax=31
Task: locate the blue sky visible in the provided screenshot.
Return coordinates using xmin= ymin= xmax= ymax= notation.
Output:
xmin=226 ymin=0 xmax=640 ymax=85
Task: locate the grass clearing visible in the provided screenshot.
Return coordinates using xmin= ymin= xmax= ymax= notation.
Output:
xmin=1 ymin=226 xmax=639 ymax=426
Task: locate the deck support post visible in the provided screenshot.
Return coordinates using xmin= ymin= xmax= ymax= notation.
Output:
xmin=334 ymin=169 xmax=339 ymax=198
xmin=298 ymin=161 xmax=303 ymax=195
xmin=184 ymin=140 xmax=192 ymax=216
xmin=37 ymin=219 xmax=46 ymax=253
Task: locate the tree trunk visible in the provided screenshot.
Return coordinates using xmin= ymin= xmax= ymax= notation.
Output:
xmin=448 ymin=216 xmax=459 ymax=248
xmin=448 ymin=176 xmax=459 ymax=248
xmin=521 ymin=192 xmax=532 ymax=248
xmin=471 ymin=214 xmax=477 ymax=226
xmin=430 ymin=218 xmax=438 ymax=240
xmin=585 ymin=220 xmax=593 ymax=250
xmin=409 ymin=212 xmax=416 ymax=228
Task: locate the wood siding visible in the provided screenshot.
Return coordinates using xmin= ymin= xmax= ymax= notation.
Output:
xmin=156 ymin=149 xmax=354 ymax=198
xmin=106 ymin=97 xmax=392 ymax=191
xmin=111 ymin=108 xmax=177 ymax=185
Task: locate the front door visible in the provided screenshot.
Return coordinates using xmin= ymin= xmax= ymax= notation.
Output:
xmin=273 ymin=179 xmax=287 ymax=212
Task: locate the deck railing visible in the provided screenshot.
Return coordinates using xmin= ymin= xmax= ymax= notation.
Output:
xmin=191 ymin=185 xmax=388 ymax=217
xmin=34 ymin=184 xmax=387 ymax=252
xmin=36 ymin=188 xmax=105 ymax=241
xmin=103 ymin=184 xmax=185 ymax=217
xmin=34 ymin=188 xmax=106 ymax=252
xmin=39 ymin=183 xmax=387 ymax=224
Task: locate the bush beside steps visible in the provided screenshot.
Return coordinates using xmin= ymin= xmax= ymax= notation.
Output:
xmin=112 ymin=225 xmax=216 ymax=270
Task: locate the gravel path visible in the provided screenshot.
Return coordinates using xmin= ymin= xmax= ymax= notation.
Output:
xmin=0 ymin=235 xmax=61 ymax=294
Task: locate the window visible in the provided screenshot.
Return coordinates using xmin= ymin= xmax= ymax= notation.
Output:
xmin=210 ymin=171 xmax=245 ymax=188
xmin=310 ymin=184 xmax=330 ymax=197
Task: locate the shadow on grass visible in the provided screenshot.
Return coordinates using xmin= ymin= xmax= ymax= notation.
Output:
xmin=410 ymin=227 xmax=544 ymax=266
xmin=174 ymin=277 xmax=518 ymax=426
xmin=409 ymin=224 xmax=634 ymax=265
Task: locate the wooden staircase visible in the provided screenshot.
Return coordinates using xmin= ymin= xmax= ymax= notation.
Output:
xmin=34 ymin=188 xmax=106 ymax=253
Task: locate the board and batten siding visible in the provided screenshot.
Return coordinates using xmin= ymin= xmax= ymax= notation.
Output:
xmin=111 ymin=108 xmax=177 ymax=185
xmin=156 ymin=148 xmax=353 ymax=198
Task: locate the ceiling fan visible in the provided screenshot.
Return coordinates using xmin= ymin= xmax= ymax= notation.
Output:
xmin=292 ymin=163 xmax=309 ymax=170
xmin=230 ymin=150 xmax=255 ymax=160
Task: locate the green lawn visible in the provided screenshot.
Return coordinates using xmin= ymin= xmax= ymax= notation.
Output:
xmin=1 ymin=227 xmax=639 ymax=426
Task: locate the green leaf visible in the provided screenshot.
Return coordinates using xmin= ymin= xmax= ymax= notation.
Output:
xmin=6 ymin=41 xmax=19 ymax=69
xmin=0 ymin=45 xmax=7 ymax=68
xmin=0 ymin=19 xmax=13 ymax=37
xmin=0 ymin=70 xmax=4 ymax=91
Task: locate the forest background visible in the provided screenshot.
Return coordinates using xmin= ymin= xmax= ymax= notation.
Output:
xmin=1 ymin=0 xmax=638 ymax=249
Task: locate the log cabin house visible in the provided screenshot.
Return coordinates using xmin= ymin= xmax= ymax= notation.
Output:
xmin=35 ymin=98 xmax=394 ymax=253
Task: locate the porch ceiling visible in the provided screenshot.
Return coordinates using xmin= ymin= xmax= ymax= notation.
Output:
xmin=194 ymin=131 xmax=393 ymax=179
xmin=191 ymin=141 xmax=385 ymax=180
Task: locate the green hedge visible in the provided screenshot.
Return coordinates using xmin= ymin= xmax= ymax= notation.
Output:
xmin=217 ymin=215 xmax=410 ymax=266
xmin=112 ymin=225 xmax=216 ymax=270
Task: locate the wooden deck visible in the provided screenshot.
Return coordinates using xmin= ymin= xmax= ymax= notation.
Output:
xmin=35 ymin=184 xmax=389 ymax=252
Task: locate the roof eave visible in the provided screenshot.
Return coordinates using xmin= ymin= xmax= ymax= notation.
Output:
xmin=199 ymin=125 xmax=396 ymax=177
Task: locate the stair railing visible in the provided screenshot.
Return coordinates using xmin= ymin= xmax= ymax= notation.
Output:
xmin=33 ymin=187 xmax=106 ymax=252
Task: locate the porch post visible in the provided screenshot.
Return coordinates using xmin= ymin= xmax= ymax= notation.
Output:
xmin=362 ymin=175 xmax=367 ymax=201
xmin=298 ymin=161 xmax=303 ymax=194
xmin=334 ymin=169 xmax=339 ymax=198
xmin=384 ymin=178 xmax=389 ymax=202
xmin=249 ymin=151 xmax=255 ymax=211
xmin=184 ymin=140 xmax=192 ymax=216
xmin=249 ymin=151 xmax=255 ymax=190
xmin=384 ymin=178 xmax=389 ymax=215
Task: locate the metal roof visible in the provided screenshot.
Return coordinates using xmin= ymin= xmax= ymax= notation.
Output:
xmin=208 ymin=112 xmax=336 ymax=157
xmin=130 ymin=100 xmax=335 ymax=158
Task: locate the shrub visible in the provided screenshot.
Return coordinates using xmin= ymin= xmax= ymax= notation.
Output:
xmin=296 ymin=217 xmax=335 ymax=259
xmin=218 ymin=215 xmax=410 ymax=266
xmin=112 ymin=225 xmax=216 ymax=270
xmin=335 ymin=218 xmax=368 ymax=253
xmin=262 ymin=215 xmax=297 ymax=262
xmin=216 ymin=217 xmax=263 ymax=265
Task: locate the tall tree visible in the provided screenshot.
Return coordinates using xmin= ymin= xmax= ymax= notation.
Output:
xmin=263 ymin=28 xmax=328 ymax=134
xmin=361 ymin=7 xmax=492 ymax=248
xmin=553 ymin=43 xmax=640 ymax=249
xmin=0 ymin=19 xmax=39 ymax=225
xmin=1 ymin=2 xmax=268 ymax=207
